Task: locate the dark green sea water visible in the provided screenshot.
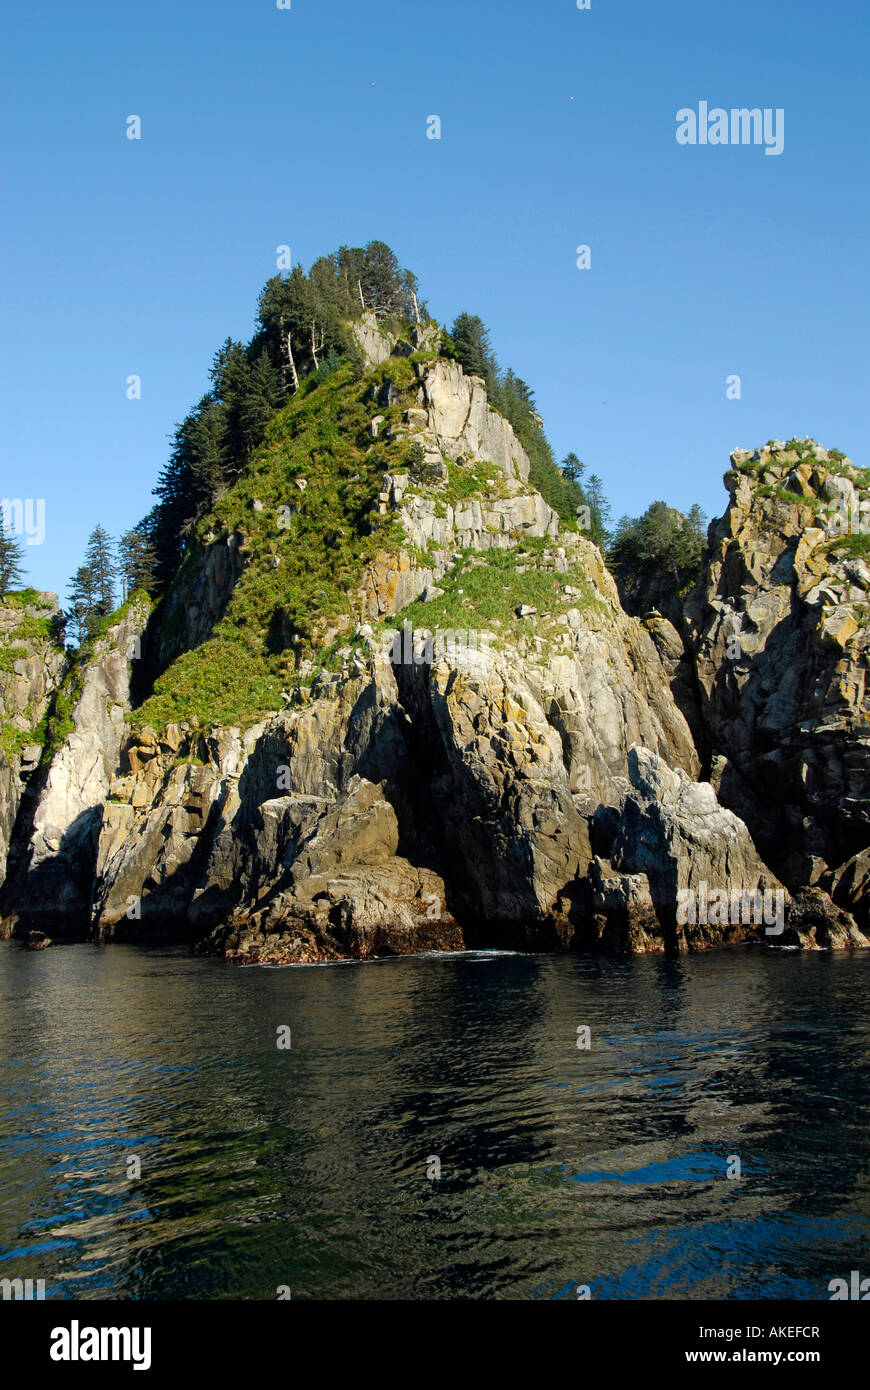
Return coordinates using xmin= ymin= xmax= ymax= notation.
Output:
xmin=1 ymin=941 xmax=868 ymax=1300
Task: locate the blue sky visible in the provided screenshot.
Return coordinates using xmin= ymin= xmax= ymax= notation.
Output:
xmin=2 ymin=0 xmax=868 ymax=599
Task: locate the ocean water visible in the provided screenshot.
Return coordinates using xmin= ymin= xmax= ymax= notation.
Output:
xmin=0 ymin=940 xmax=868 ymax=1300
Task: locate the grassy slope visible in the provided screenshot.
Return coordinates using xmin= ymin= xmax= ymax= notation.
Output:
xmin=131 ymin=343 xmax=611 ymax=735
xmin=397 ymin=540 xmax=603 ymax=655
xmin=134 ymin=356 xmax=423 ymax=732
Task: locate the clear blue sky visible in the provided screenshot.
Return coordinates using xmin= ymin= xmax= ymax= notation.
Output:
xmin=2 ymin=0 xmax=868 ymax=599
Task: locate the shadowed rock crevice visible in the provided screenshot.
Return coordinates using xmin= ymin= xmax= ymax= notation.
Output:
xmin=682 ymin=442 xmax=870 ymax=902
xmin=2 ymin=353 xmax=867 ymax=968
xmin=1 ymin=597 xmax=150 ymax=935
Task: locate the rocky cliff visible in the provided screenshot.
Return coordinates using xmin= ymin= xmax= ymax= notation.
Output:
xmin=0 ymin=592 xmax=66 ymax=893
xmin=1 ymin=337 xmax=867 ymax=959
xmin=681 ymin=440 xmax=870 ymax=930
xmin=1 ymin=597 xmax=149 ymax=933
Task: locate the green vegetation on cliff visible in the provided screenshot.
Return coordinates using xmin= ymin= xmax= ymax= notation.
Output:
xmin=131 ymin=330 xmax=610 ymax=733
xmin=396 ymin=541 xmax=602 ymax=653
xmin=446 ymin=312 xmax=610 ymax=538
xmin=143 ymin=242 xmax=424 ymax=590
xmin=608 ymin=500 xmax=707 ymax=616
xmin=0 ymin=534 xmax=26 ymax=599
xmin=35 ymin=592 xmax=150 ymax=763
xmin=0 ymin=591 xmax=65 ymax=760
xmin=115 ymin=242 xmax=625 ymax=735
xmin=133 ymin=358 xmax=420 ymax=731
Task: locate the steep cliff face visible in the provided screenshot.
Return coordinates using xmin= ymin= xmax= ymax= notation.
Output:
xmin=683 ymin=440 xmax=870 ymax=925
xmin=69 ymin=325 xmax=734 ymax=960
xmin=89 ymin=567 xmax=706 ymax=958
xmin=151 ymin=531 xmax=246 ymax=670
xmin=0 ymin=592 xmax=66 ymax=892
xmin=3 ymin=344 xmax=866 ymax=959
xmin=1 ymin=597 xmax=150 ymax=932
xmin=359 ymin=352 xmax=549 ymax=620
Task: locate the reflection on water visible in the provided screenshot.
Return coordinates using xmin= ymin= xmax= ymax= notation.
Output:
xmin=0 ymin=941 xmax=868 ymax=1300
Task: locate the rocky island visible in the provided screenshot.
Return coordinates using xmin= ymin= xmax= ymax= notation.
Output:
xmin=2 ymin=247 xmax=868 ymax=963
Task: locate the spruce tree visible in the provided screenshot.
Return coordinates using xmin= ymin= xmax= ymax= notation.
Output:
xmin=586 ymin=474 xmax=612 ymax=547
xmin=450 ymin=313 xmax=497 ymax=386
xmin=608 ymin=501 xmax=707 ymax=586
xmin=361 ymin=240 xmax=404 ymax=319
xmin=119 ymin=524 xmax=157 ymax=597
xmin=66 ymin=562 xmax=98 ymax=643
xmin=562 ymin=452 xmax=585 ymax=486
xmin=214 ymin=341 xmax=253 ymax=467
xmin=188 ymin=395 xmax=230 ymax=508
xmin=238 ymin=350 xmax=283 ymax=458
xmin=152 ymin=425 xmax=198 ymax=585
xmin=84 ymin=525 xmax=118 ymax=616
xmin=0 ymin=531 xmax=25 ymax=598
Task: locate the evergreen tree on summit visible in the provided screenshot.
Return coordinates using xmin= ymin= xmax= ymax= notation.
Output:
xmin=450 ymin=312 xmax=496 ymax=387
xmin=66 ymin=566 xmax=97 ymax=645
xmin=0 ymin=531 xmax=25 ymax=599
xmin=84 ymin=524 xmax=118 ymax=614
xmin=336 ymin=240 xmax=421 ymax=322
xmin=66 ymin=524 xmax=117 ymax=643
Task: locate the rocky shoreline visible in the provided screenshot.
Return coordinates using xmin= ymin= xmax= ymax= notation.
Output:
xmin=2 ymin=329 xmax=869 ymax=962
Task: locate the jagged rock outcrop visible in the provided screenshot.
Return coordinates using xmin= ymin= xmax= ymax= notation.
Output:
xmin=641 ymin=609 xmax=708 ymax=758
xmin=822 ymin=848 xmax=870 ymax=932
xmin=151 ymin=531 xmax=246 ymax=670
xmin=1 ymin=597 xmax=149 ymax=932
xmin=85 ymin=607 xmax=709 ymax=961
xmin=683 ymin=440 xmax=870 ymax=912
xmin=410 ymin=358 xmax=532 ymax=483
xmin=782 ymin=885 xmax=868 ymax=949
xmin=84 ymin=613 xmax=860 ymax=963
xmin=587 ymin=746 xmax=784 ymax=952
xmin=350 ymin=310 xmax=399 ymax=366
xmin=358 ymin=356 xmax=543 ymax=619
xmin=0 ymin=592 xmax=66 ymax=891
xmin=4 ymin=355 xmax=865 ymax=963
xmin=201 ymin=776 xmax=463 ymax=963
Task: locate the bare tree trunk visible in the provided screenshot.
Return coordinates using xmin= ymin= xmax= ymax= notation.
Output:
xmin=310 ymin=321 xmax=320 ymax=368
xmin=412 ymin=291 xmax=421 ymax=326
xmin=286 ymin=331 xmax=299 ymax=392
xmin=279 ymin=312 xmax=298 ymax=393
xmin=357 ymin=278 xmax=366 ymax=310
xmin=278 ymin=312 xmax=287 ymax=395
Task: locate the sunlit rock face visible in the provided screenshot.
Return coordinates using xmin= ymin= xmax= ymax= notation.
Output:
xmin=2 ymin=369 xmax=866 ymax=963
xmin=684 ymin=442 xmax=870 ymax=914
